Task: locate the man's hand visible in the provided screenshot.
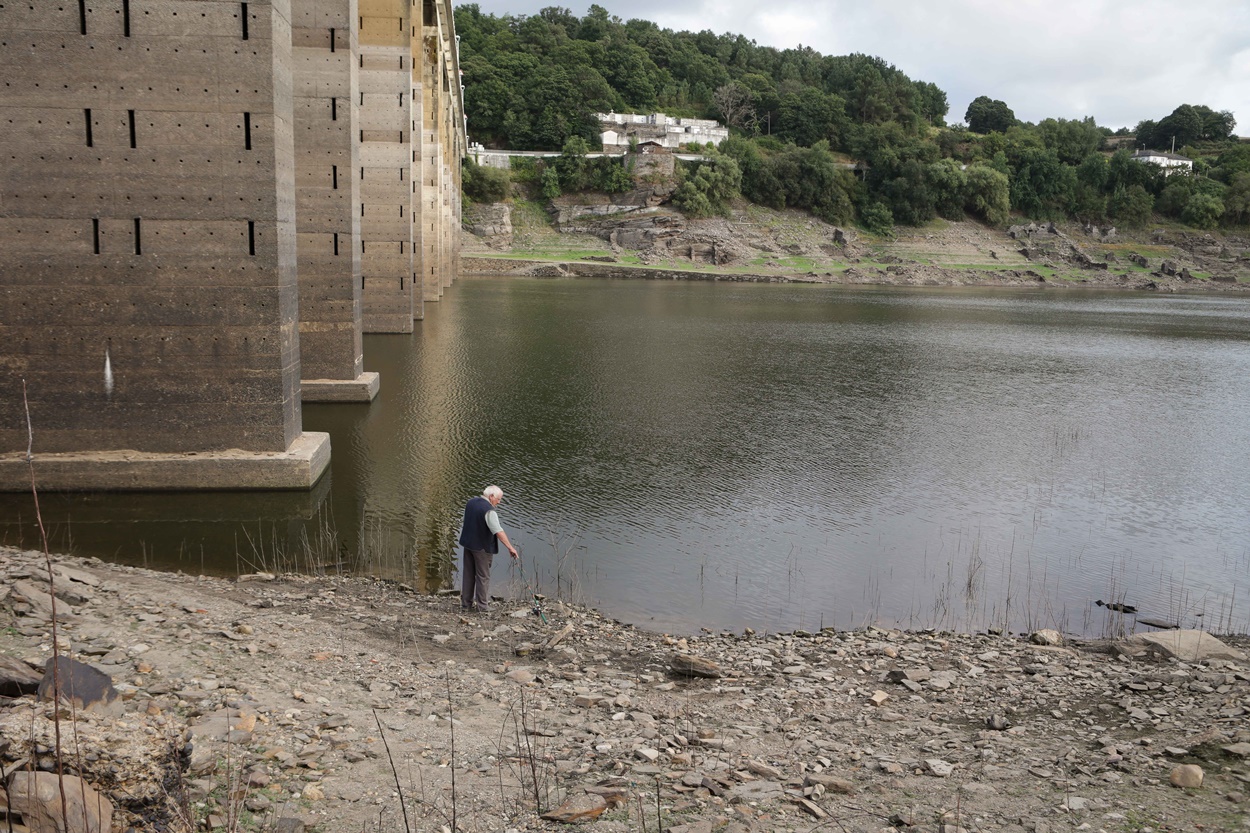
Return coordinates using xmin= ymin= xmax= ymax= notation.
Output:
xmin=508 ymin=546 xmax=519 ymax=559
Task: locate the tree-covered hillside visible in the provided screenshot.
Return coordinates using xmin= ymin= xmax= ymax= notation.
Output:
xmin=456 ymin=4 xmax=1247 ymax=231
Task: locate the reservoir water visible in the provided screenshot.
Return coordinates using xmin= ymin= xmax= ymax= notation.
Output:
xmin=4 ymin=277 xmax=1249 ymax=636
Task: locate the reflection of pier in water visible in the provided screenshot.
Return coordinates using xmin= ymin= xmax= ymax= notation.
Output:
xmin=0 ymin=474 xmax=335 ymax=576
xmin=332 ymin=314 xmax=470 ymax=592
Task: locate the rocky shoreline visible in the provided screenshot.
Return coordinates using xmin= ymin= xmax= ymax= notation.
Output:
xmin=459 ymin=255 xmax=1249 ymax=294
xmin=462 ymin=201 xmax=1250 ymax=295
xmin=2 ymin=545 xmax=1249 ymax=832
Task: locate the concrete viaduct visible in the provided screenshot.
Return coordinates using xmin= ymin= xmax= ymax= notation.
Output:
xmin=0 ymin=0 xmax=466 ymax=491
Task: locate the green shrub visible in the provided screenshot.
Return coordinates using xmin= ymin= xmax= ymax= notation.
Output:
xmin=462 ymin=158 xmax=511 ymax=203
xmin=859 ymin=201 xmax=894 ymax=236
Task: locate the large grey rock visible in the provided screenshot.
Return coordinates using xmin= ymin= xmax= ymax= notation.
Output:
xmin=0 ymin=655 xmax=43 ymax=697
xmin=6 ymin=771 xmax=114 ymax=833
xmin=1124 ymin=630 xmax=1246 ymax=662
xmin=37 ymin=657 xmax=122 ymax=717
xmin=1029 ymin=629 xmax=1063 ymax=646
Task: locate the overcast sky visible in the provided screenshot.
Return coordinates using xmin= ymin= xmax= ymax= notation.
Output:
xmin=464 ymin=0 xmax=1250 ymax=133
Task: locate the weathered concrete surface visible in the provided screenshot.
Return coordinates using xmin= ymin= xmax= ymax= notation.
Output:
xmin=293 ymin=0 xmax=367 ymax=391
xmin=0 ymin=0 xmax=465 ymax=490
xmin=301 ymin=372 xmax=380 ymax=403
xmin=0 ymin=0 xmax=306 ymax=477
xmin=358 ymin=0 xmax=416 ymax=332
xmin=0 ymin=432 xmax=330 ymax=491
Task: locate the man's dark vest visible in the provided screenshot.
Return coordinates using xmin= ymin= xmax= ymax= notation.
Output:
xmin=458 ymin=496 xmax=498 ymax=553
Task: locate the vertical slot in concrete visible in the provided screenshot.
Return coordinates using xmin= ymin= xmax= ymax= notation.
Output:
xmin=122 ymin=0 xmax=130 ymax=36
xmin=333 ymin=233 xmax=339 ymax=256
xmin=248 ymin=221 xmax=255 ymax=256
xmin=241 ymin=3 xmax=249 ymax=40
xmin=331 ymin=98 xmax=337 ymax=121
xmin=133 ymin=218 xmax=141 ymax=255
xmin=332 ymin=165 xmax=338 ymax=189
xmin=330 ymin=28 xmax=336 ymax=52
xmin=78 ymin=0 xmax=86 ymax=34
xmin=244 ymin=112 xmax=252 ymax=150
xmin=92 ymin=218 xmax=100 ymax=254
xmin=84 ymin=109 xmax=93 ymax=147
xmin=127 ymin=110 xmax=136 ymax=148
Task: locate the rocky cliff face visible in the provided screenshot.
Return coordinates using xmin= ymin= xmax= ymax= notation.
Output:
xmin=462 ymin=203 xmax=513 ymax=248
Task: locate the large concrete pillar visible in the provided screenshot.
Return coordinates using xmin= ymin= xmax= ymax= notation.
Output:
xmin=358 ymin=0 xmax=416 ymax=332
xmin=419 ymin=1 xmax=443 ymax=305
xmin=292 ymin=0 xmax=379 ymax=401
xmin=0 ymin=0 xmax=329 ymax=490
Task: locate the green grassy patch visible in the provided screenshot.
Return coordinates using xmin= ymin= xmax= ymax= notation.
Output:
xmin=746 ymin=255 xmax=823 ymax=271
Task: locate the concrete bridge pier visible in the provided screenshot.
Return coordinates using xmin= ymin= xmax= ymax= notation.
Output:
xmin=0 ymin=0 xmax=330 ymax=491
xmin=0 ymin=0 xmax=465 ymax=491
xmin=292 ymin=0 xmax=379 ymax=402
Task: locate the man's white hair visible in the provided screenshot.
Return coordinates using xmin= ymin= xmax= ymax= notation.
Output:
xmin=483 ymin=485 xmax=503 ymax=500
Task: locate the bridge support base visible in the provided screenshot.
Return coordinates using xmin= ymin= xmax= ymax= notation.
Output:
xmin=301 ymin=373 xmax=381 ymax=404
xmin=0 ymin=433 xmax=332 ymax=493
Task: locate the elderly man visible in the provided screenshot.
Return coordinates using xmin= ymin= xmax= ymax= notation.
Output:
xmin=457 ymin=485 xmax=519 ymax=613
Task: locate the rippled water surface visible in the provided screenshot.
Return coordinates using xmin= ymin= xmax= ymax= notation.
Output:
xmin=5 ymin=279 xmax=1250 ymax=635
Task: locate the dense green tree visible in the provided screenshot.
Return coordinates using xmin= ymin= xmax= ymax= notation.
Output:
xmin=555 ymin=136 xmax=593 ymax=191
xmin=963 ymin=164 xmax=1011 ymax=226
xmin=965 ymin=96 xmax=1016 ymax=134
xmin=915 ymin=81 xmax=949 ymax=126
xmin=458 ymin=5 xmax=1243 ymax=231
xmin=858 ymin=202 xmax=894 ymax=236
xmin=1214 ymin=145 xmax=1250 ymax=182
xmin=672 ymin=154 xmax=742 ymax=217
xmin=1036 ymin=117 xmax=1104 ymax=165
xmin=927 ymin=158 xmax=967 ymax=220
xmin=1182 ymin=193 xmax=1224 ymax=229
xmin=1109 ymin=185 xmax=1154 ymax=227
xmin=462 ymin=158 xmax=511 ymax=203
xmin=1137 ymin=104 xmax=1237 ymax=149
xmin=1008 ymin=147 xmax=1074 ymax=219
xmin=1157 ymin=179 xmax=1194 ymax=218
xmin=1107 ymin=149 xmax=1158 ymax=193
xmin=540 ymin=166 xmax=561 ymax=199
xmin=777 ymin=88 xmax=846 ymax=147
xmin=1224 ymin=173 xmax=1250 ymax=225
xmin=1075 ymin=152 xmax=1109 ymax=190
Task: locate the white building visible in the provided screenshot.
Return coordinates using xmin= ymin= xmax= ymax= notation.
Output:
xmin=598 ymin=112 xmax=729 ymax=151
xmin=1130 ymin=150 xmax=1194 ymax=175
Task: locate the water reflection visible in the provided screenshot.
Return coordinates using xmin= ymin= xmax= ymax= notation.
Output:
xmin=2 ymin=281 xmax=1248 ymax=637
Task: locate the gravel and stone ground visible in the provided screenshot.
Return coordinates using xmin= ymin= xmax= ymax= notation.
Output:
xmin=2 ymin=545 xmax=1249 ymax=833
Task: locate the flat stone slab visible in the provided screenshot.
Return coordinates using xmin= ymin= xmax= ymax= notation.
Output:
xmin=540 ymin=793 xmax=609 ymax=823
xmin=1125 ymin=630 xmax=1246 ymax=662
xmin=0 ymin=432 xmax=330 ymax=491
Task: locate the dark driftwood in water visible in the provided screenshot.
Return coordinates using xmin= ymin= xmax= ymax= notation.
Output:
xmin=1095 ymin=599 xmax=1138 ymax=614
xmin=1135 ymin=616 xmax=1180 ymax=630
